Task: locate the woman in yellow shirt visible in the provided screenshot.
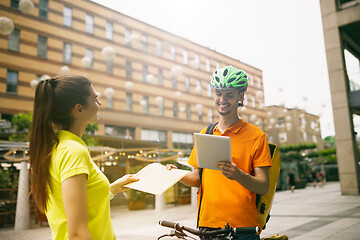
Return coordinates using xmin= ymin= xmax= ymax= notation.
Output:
xmin=29 ymin=75 xmax=138 ymax=240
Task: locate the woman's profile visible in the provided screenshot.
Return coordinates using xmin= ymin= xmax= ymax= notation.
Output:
xmin=29 ymin=75 xmax=138 ymax=239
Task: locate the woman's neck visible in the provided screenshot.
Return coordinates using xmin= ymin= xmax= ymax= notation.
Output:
xmin=66 ymin=121 xmax=87 ymax=138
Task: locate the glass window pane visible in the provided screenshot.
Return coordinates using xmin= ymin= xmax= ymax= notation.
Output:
xmin=143 ymin=65 xmax=148 ymax=82
xmin=85 ymin=49 xmax=93 ymax=69
xmin=157 ymin=40 xmax=162 ymax=56
xmin=125 ymin=28 xmax=131 ymax=46
xmin=158 ymin=69 xmax=163 ymax=86
xmin=126 ymin=60 xmax=132 ymax=78
xmin=63 ymin=6 xmax=72 ymax=27
xmin=63 ymin=43 xmax=71 ymax=64
xmin=142 ymin=34 xmax=147 ymax=51
xmin=106 ymin=22 xmax=113 ymax=40
xmin=183 ymin=50 xmax=188 ymax=64
xmin=126 ymin=93 xmax=132 ymax=111
xmin=106 ymin=60 xmax=113 ymax=74
xmin=6 ymin=70 xmax=18 ymax=94
xmin=85 ymin=15 xmax=94 ymax=34
xmin=8 ymin=29 xmax=20 ymax=52
xmin=38 ymin=35 xmax=47 ymax=59
xmin=344 ymin=49 xmax=360 ymax=91
xmin=39 ymin=0 xmax=48 ymax=19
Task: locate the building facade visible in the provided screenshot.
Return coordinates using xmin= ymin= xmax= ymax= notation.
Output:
xmin=320 ymin=0 xmax=360 ymax=195
xmin=0 ymin=0 xmax=266 ymax=149
xmin=265 ymin=105 xmax=322 ymax=148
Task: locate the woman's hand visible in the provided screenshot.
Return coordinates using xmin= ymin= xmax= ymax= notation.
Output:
xmin=166 ymin=164 xmax=178 ymax=170
xmin=110 ymin=174 xmax=139 ymax=194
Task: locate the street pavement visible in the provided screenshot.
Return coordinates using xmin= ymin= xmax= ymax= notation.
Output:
xmin=1 ymin=182 xmax=360 ymax=239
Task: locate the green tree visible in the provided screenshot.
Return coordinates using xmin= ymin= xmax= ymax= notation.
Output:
xmin=9 ymin=112 xmax=32 ymax=142
xmin=82 ymin=123 xmax=99 ymax=146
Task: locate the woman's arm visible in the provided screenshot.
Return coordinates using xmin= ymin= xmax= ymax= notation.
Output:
xmin=110 ymin=174 xmax=139 ymax=195
xmin=62 ymin=174 xmax=92 ymax=240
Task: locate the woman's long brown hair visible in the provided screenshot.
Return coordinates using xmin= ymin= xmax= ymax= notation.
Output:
xmin=29 ymin=75 xmax=91 ymax=212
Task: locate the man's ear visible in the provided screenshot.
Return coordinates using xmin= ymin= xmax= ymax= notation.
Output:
xmin=238 ymin=92 xmax=245 ymax=101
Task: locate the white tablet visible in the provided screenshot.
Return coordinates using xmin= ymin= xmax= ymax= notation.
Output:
xmin=193 ymin=133 xmax=231 ymax=170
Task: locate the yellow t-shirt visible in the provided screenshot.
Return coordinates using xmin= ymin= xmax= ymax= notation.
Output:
xmin=46 ymin=130 xmax=115 ymax=240
xmin=188 ymin=120 xmax=272 ymax=229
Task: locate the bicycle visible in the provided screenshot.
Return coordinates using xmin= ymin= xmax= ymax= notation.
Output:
xmin=158 ymin=220 xmax=260 ymax=240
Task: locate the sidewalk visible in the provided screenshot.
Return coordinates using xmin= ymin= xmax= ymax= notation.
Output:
xmin=0 ymin=182 xmax=359 ymax=239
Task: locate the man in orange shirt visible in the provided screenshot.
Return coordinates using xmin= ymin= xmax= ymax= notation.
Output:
xmin=169 ymin=66 xmax=272 ymax=240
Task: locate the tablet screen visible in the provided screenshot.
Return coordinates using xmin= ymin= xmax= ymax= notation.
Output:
xmin=194 ymin=133 xmax=231 ymax=170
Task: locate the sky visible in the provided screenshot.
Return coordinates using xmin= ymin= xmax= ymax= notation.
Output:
xmin=91 ymin=0 xmax=335 ymax=138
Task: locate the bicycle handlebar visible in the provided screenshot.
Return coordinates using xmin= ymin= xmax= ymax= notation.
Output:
xmin=159 ymin=220 xmax=260 ymax=238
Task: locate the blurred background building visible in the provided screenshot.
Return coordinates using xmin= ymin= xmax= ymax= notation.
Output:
xmin=320 ymin=0 xmax=360 ymax=195
xmin=265 ymin=105 xmax=323 ymax=149
xmin=0 ymin=0 xmax=267 ymax=150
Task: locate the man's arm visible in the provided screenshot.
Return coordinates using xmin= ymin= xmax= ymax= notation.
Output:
xmin=166 ymin=165 xmax=200 ymax=188
xmin=216 ymin=162 xmax=270 ymax=195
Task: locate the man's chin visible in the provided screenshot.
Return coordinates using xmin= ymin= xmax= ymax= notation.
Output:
xmin=218 ymin=110 xmax=230 ymax=116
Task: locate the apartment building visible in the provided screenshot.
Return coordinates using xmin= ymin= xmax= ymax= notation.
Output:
xmin=0 ymin=0 xmax=266 ymax=149
xmin=265 ymin=105 xmax=322 ymax=148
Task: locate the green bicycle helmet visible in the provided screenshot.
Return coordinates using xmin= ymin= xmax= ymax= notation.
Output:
xmin=210 ymin=65 xmax=248 ymax=92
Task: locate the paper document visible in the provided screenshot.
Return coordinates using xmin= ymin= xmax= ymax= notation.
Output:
xmin=124 ymin=163 xmax=190 ymax=195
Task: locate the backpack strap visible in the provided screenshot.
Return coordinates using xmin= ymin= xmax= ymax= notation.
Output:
xmin=196 ymin=122 xmax=218 ymax=228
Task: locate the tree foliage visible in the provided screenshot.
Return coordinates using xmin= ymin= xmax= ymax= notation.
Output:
xmin=9 ymin=112 xmax=32 ymax=142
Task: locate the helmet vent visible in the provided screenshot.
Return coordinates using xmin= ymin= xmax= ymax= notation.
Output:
xmin=223 ymin=69 xmax=228 ymax=77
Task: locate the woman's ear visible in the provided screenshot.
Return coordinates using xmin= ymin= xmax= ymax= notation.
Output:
xmin=74 ymin=104 xmax=82 ymax=113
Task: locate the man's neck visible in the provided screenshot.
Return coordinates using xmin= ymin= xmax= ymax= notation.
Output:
xmin=217 ymin=114 xmax=240 ymax=133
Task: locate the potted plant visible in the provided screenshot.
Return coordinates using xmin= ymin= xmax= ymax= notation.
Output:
xmin=126 ymin=164 xmax=147 ymax=210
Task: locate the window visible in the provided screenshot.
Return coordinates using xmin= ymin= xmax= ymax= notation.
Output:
xmin=303 ymin=132 xmax=307 ymax=141
xmin=63 ymin=42 xmax=72 ymax=64
xmin=207 ymin=84 xmax=212 ymax=98
xmin=183 ymin=50 xmax=188 ymax=64
xmin=63 ymin=6 xmax=72 ymax=27
xmin=38 ymin=35 xmax=47 ymax=59
xmin=344 ymin=49 xmax=360 ymax=91
xmin=279 ymin=132 xmax=287 ymax=143
xmin=126 ymin=60 xmax=132 ymax=78
xmin=311 ymin=121 xmax=317 ymax=129
xmin=126 ymin=93 xmax=132 ymax=111
xmin=172 ymin=77 xmax=177 ymax=89
xmin=312 ymin=135 xmax=317 ymax=143
xmin=85 ymin=14 xmax=94 ymax=34
xmin=141 ymin=129 xmax=166 ymax=144
xmin=186 ymin=104 xmax=191 ymax=120
xmin=196 ymin=80 xmax=202 ymax=95
xmin=208 ymin=109 xmax=213 ymax=123
xmin=6 ymin=70 xmax=18 ymax=94
xmin=85 ymin=49 xmax=93 ymax=69
xmin=158 ymin=69 xmax=163 ymax=86
xmin=257 ymin=76 xmax=262 ymax=89
xmin=159 ymin=101 xmax=164 ymax=116
xmin=104 ymin=125 xmax=135 ymax=139
xmin=106 ymin=94 xmax=113 ymax=109
xmin=172 ymin=132 xmax=193 ymax=149
xmin=156 ymin=40 xmax=162 ymax=56
xmin=125 ymin=28 xmax=131 ymax=47
xmin=105 ymin=21 xmax=113 ymax=40
xmin=143 ymin=65 xmax=148 ymax=83
xmin=244 ymin=94 xmax=248 ymax=106
xmin=198 ymin=111 xmax=203 ymax=122
xmin=216 ymin=62 xmax=220 ymax=69
xmin=143 ymin=96 xmax=149 ymax=114
xmin=8 ymin=29 xmax=20 ymax=52
xmin=278 ymin=118 xmax=285 ymax=127
xmin=38 ymin=0 xmax=49 ymax=19
xmin=173 ymin=102 xmax=178 ymax=118
xmin=206 ymin=58 xmax=211 ymax=72
xmin=252 ymin=95 xmax=256 ymax=108
xmin=106 ymin=60 xmax=113 ymax=74
xmin=170 ymin=46 xmax=176 ymax=60
xmin=11 ymin=0 xmax=19 ymax=9
xmin=185 ymin=77 xmax=190 ymax=92
xmin=142 ymin=34 xmax=148 ymax=51
xmin=250 ymin=74 xmax=254 ymax=86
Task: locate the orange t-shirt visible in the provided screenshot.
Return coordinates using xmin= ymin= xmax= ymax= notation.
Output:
xmin=188 ymin=119 xmax=272 ymax=229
